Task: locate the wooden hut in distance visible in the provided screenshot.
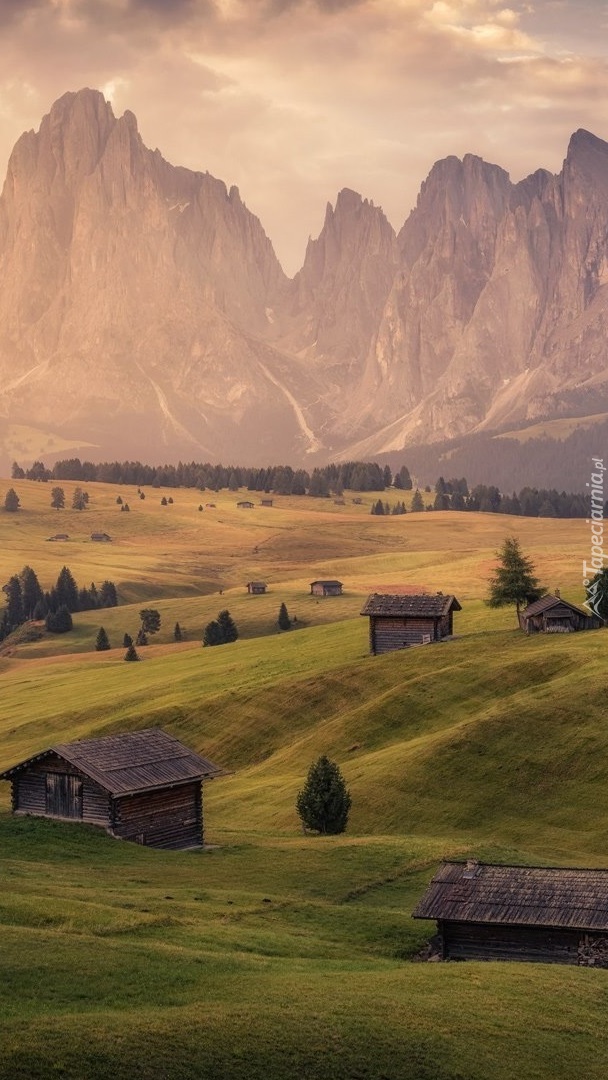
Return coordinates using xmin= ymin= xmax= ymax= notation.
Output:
xmin=247 ymin=581 xmax=267 ymax=594
xmin=0 ymin=728 xmax=222 ymax=850
xmin=519 ymin=594 xmax=602 ymax=633
xmin=413 ymin=861 xmax=608 ymax=966
xmin=361 ymin=593 xmax=461 ymax=654
xmin=310 ymin=580 xmax=343 ymax=596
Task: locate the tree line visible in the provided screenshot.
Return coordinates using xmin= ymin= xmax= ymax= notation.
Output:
xmin=11 ymin=458 xmax=412 ymax=495
xmin=9 ymin=456 xmax=595 ymax=517
xmin=0 ymin=565 xmax=118 ymax=641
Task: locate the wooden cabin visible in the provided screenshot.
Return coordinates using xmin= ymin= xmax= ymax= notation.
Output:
xmin=519 ymin=594 xmax=602 ymax=633
xmin=260 ymin=498 xmax=273 ymax=507
xmin=247 ymin=581 xmax=267 ymax=594
xmin=0 ymin=728 xmax=222 ymax=850
xmin=236 ymin=500 xmax=254 ymax=509
xmin=310 ymin=580 xmax=343 ymax=597
xmin=361 ymin=593 xmax=461 ymax=654
xmin=91 ymin=532 xmax=112 ymax=542
xmin=413 ymin=861 xmax=608 ymax=966
xmin=47 ymin=533 xmax=69 ymax=541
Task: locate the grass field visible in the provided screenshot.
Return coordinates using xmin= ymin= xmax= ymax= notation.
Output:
xmin=0 ymin=478 xmax=606 ymax=1079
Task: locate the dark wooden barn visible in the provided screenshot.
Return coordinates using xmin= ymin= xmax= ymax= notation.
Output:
xmin=236 ymin=500 xmax=254 ymax=509
xmin=361 ymin=593 xmax=461 ymax=654
xmin=247 ymin=581 xmax=267 ymax=594
xmin=519 ymin=594 xmax=602 ymax=633
xmin=412 ymin=861 xmax=608 ymax=965
xmin=310 ymin=580 xmax=343 ymax=596
xmin=0 ymin=728 xmax=222 ymax=850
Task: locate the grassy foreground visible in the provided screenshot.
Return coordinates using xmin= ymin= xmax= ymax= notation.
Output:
xmin=0 ymin=480 xmax=605 ymax=1079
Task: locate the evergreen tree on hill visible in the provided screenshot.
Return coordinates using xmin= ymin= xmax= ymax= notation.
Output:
xmin=278 ymin=603 xmax=291 ymax=631
xmin=124 ymin=643 xmax=140 ymax=661
xmin=202 ymin=620 xmax=222 ymax=647
xmin=217 ymin=609 xmax=238 ymax=643
xmin=4 ymin=488 xmax=20 ymax=512
xmin=411 ymin=489 xmax=424 ymax=512
xmin=296 ymin=756 xmax=351 ymax=835
xmin=46 ymin=605 xmax=73 ymax=633
xmin=4 ymin=575 xmax=24 ymax=630
xmin=20 ymin=566 xmax=43 ymax=620
xmin=139 ymin=609 xmax=161 ymax=635
xmin=56 ymin=566 xmax=79 ymax=612
xmin=487 ymin=537 xmax=546 ymax=621
xmin=95 ymin=627 xmax=111 ymax=651
xmin=51 ymin=486 xmax=65 ymax=510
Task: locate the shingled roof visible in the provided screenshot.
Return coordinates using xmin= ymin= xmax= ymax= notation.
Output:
xmin=521 ymin=595 xmax=587 ymax=619
xmin=360 ymin=593 xmax=461 ymax=617
xmin=0 ymin=728 xmax=222 ymax=797
xmin=412 ymin=862 xmax=608 ymax=932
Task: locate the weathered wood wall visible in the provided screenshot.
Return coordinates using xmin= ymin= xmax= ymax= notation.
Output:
xmin=12 ymin=755 xmax=110 ymax=826
xmin=440 ymin=920 xmax=581 ymax=964
xmin=112 ymin=781 xmax=202 ymax=849
xmin=370 ymin=616 xmax=436 ymax=653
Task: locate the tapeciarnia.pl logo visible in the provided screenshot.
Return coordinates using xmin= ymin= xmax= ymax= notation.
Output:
xmin=582 ymin=457 xmax=606 ymax=618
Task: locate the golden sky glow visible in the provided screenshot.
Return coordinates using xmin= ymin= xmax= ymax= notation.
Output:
xmin=0 ymin=0 xmax=607 ymax=272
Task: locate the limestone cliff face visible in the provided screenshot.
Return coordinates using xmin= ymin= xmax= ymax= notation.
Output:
xmin=0 ymin=89 xmax=303 ymax=462
xmin=1 ymin=89 xmax=608 ymax=464
xmin=347 ymin=130 xmax=608 ymax=455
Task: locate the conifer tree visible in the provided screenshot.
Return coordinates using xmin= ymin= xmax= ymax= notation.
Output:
xmin=217 ymin=609 xmax=238 ymax=643
xmin=278 ymin=603 xmax=291 ymax=631
xmin=123 ymin=632 xmax=133 ymax=647
xmin=95 ymin=627 xmax=111 ymax=651
xmin=411 ymin=489 xmax=424 ymax=512
xmin=135 ymin=628 xmax=148 ymax=646
xmin=51 ymin=486 xmax=65 ymax=510
xmin=124 ymin=643 xmax=140 ymax=661
xmin=20 ymin=566 xmax=43 ymax=620
xmin=174 ymin=622 xmax=183 ymax=641
xmin=296 ymin=756 xmax=351 ymax=835
xmin=487 ymin=537 xmax=546 ymax=621
xmin=202 ymin=620 xmax=222 ymax=647
xmin=56 ymin=566 xmax=79 ymax=612
xmin=140 ymin=609 xmax=161 ymax=635
xmin=5 ymin=575 xmax=24 ymax=629
xmin=4 ymin=488 xmax=20 ymax=512
xmin=45 ymin=605 xmax=73 ymax=633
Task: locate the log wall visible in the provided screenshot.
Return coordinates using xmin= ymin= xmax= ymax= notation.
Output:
xmin=440 ymin=920 xmax=580 ymax=964
xmin=12 ymin=756 xmax=110 ymax=826
xmin=370 ymin=616 xmax=436 ymax=654
xmin=112 ymin=781 xmax=202 ymax=849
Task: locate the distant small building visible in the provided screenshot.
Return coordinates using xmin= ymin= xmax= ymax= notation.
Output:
xmin=47 ymin=533 xmax=69 ymax=542
xmin=310 ymin=580 xmax=343 ymax=597
xmin=413 ymin=861 xmax=608 ymax=966
xmin=247 ymin=581 xmax=267 ymax=594
xmin=260 ymin=498 xmax=273 ymax=507
xmin=519 ymin=594 xmax=602 ymax=633
xmin=237 ymin=501 xmax=254 ymax=509
xmin=361 ymin=592 xmax=461 ymax=653
xmin=0 ymin=728 xmax=222 ymax=850
xmin=91 ymin=532 xmax=112 ymax=542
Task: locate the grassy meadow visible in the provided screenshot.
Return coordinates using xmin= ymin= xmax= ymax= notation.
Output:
xmin=0 ymin=478 xmax=606 ymax=1079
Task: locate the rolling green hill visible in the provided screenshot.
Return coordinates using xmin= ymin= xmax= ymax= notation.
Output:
xmin=0 ymin=480 xmax=605 ymax=1079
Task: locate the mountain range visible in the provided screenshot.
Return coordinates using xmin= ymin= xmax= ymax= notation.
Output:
xmin=0 ymin=87 xmax=607 ymax=469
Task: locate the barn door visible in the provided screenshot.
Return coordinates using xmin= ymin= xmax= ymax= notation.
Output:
xmin=45 ymin=773 xmax=83 ymax=818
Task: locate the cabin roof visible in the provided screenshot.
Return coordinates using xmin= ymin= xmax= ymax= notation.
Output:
xmin=0 ymin=728 xmax=222 ymax=797
xmin=522 ymin=595 xmax=588 ymax=619
xmin=360 ymin=593 xmax=461 ymax=617
xmin=412 ymin=862 xmax=608 ymax=931
xmin=310 ymin=580 xmax=343 ymax=587
xmin=247 ymin=581 xmax=267 ymax=588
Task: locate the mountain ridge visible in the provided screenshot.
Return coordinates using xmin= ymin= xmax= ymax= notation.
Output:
xmin=0 ymin=88 xmax=607 ymax=466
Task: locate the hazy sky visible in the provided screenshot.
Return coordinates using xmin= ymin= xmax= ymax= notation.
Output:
xmin=0 ymin=0 xmax=607 ymax=273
